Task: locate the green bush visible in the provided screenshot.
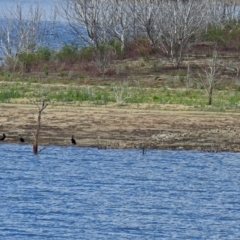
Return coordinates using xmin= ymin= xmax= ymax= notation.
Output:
xmin=17 ymin=52 xmax=36 ymax=72
xmin=79 ymin=46 xmax=94 ymax=60
xmin=204 ymin=25 xmax=227 ymax=45
xmin=108 ymin=39 xmax=122 ymax=56
xmin=56 ymin=44 xmax=79 ymax=62
xmin=204 ymin=20 xmax=240 ymax=48
xmin=35 ymin=47 xmax=52 ymax=61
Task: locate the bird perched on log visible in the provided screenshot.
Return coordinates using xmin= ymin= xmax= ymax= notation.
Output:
xmin=71 ymin=135 xmax=76 ymax=145
xmin=0 ymin=134 xmax=6 ymax=141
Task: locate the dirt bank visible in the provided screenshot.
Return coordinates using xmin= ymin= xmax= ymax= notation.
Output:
xmin=1 ymin=103 xmax=240 ymax=152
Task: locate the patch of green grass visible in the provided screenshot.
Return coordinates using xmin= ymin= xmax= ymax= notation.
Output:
xmin=45 ymin=86 xmax=112 ymax=103
xmin=59 ymin=72 xmax=67 ymax=77
xmin=1 ymin=80 xmax=240 ymax=112
xmin=0 ymin=82 xmax=32 ymax=102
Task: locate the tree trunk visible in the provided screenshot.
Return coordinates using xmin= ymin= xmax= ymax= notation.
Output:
xmin=208 ymin=85 xmax=213 ymax=105
xmin=32 ymin=101 xmax=48 ymax=154
xmin=33 ymin=141 xmax=38 ymax=154
xmin=33 ymin=114 xmax=41 ymax=154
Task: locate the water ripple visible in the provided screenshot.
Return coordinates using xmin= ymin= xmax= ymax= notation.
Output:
xmin=0 ymin=145 xmax=240 ymax=239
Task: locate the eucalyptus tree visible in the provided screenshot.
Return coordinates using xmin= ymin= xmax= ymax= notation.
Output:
xmin=0 ymin=4 xmax=45 ymax=62
xmin=59 ymin=0 xmax=108 ymax=49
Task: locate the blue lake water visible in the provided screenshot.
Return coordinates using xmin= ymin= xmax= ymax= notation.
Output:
xmin=0 ymin=144 xmax=240 ymax=239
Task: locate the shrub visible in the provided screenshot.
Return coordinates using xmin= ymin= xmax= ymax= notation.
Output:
xmin=17 ymin=52 xmax=36 ymax=72
xmin=204 ymin=25 xmax=227 ymax=45
xmin=108 ymin=39 xmax=122 ymax=57
xmin=79 ymin=46 xmax=94 ymax=60
xmin=35 ymin=47 xmax=52 ymax=61
xmin=124 ymin=36 xmax=152 ymax=58
xmin=203 ymin=20 xmax=240 ymax=50
xmin=56 ymin=44 xmax=79 ymax=62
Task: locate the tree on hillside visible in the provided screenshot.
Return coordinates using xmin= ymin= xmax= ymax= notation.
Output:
xmin=0 ymin=4 xmax=46 ymax=63
xmin=133 ymin=0 xmax=162 ymax=50
xmin=205 ymin=0 xmax=235 ymax=25
xmin=157 ymin=0 xmax=208 ymax=67
xmin=59 ymin=0 xmax=107 ymax=49
xmin=221 ymin=0 xmax=240 ymax=21
xmin=197 ymin=51 xmax=223 ymax=105
xmin=104 ymin=0 xmax=133 ymax=52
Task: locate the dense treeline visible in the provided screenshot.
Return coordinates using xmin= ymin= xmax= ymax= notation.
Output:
xmin=0 ymin=0 xmax=240 ymax=73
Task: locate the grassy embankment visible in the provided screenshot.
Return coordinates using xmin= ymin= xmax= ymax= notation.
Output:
xmin=1 ymin=21 xmax=240 ymax=112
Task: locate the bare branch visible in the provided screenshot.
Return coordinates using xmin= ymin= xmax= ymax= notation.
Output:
xmin=38 ymin=146 xmax=47 ymax=153
xmin=58 ymin=0 xmax=108 ymax=48
xmin=197 ymin=51 xmax=223 ymax=105
xmin=0 ymin=4 xmax=45 ymax=59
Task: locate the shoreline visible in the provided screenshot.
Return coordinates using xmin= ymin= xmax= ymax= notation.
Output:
xmin=1 ymin=103 xmax=240 ymax=152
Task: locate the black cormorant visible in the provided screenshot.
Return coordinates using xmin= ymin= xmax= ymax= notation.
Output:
xmin=0 ymin=134 xmax=6 ymax=141
xmin=71 ymin=135 xmax=76 ymax=145
xmin=19 ymin=135 xmax=25 ymax=143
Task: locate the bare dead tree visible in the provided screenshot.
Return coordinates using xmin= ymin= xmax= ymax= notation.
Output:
xmin=203 ymin=0 xmax=240 ymax=37
xmin=59 ymin=0 xmax=107 ymax=49
xmin=32 ymin=100 xmax=48 ymax=154
xmin=133 ymin=0 xmax=162 ymax=50
xmin=0 ymin=4 xmax=46 ymax=66
xmin=157 ymin=0 xmax=208 ymax=68
xmin=197 ymin=51 xmax=222 ymax=105
xmin=215 ymin=0 xmax=240 ymax=22
xmin=104 ymin=0 xmax=133 ymax=52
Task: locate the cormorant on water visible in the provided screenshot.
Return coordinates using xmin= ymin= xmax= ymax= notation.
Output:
xmin=19 ymin=135 xmax=25 ymax=143
xmin=0 ymin=134 xmax=6 ymax=141
xmin=71 ymin=135 xmax=76 ymax=145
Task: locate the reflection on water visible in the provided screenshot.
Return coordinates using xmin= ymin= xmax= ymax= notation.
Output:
xmin=0 ymin=144 xmax=240 ymax=239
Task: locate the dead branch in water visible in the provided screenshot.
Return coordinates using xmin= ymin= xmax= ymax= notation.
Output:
xmin=32 ymin=100 xmax=48 ymax=154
